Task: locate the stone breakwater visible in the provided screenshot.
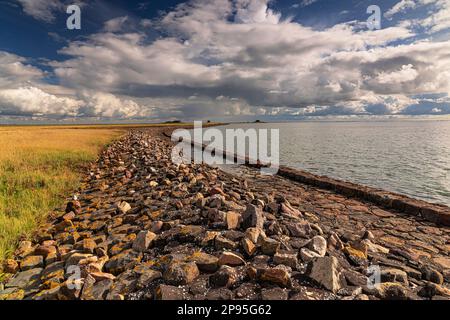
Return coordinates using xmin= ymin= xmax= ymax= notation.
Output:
xmin=170 ymin=130 xmax=450 ymax=227
xmin=1 ymin=128 xmax=449 ymax=300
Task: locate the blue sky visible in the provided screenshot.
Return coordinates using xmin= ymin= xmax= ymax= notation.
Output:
xmin=0 ymin=0 xmax=449 ymax=122
xmin=0 ymin=1 xmax=414 ymax=60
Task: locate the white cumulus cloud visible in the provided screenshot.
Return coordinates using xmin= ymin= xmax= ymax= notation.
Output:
xmin=0 ymin=86 xmax=82 ymax=116
xmin=0 ymin=51 xmax=44 ymax=88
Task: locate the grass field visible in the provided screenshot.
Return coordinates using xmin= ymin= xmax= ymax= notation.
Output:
xmin=0 ymin=126 xmax=126 ymax=262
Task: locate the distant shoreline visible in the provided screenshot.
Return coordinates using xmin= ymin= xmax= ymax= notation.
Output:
xmin=1 ymin=114 xmax=450 ymax=127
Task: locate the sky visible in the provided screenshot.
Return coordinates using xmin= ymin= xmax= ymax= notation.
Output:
xmin=0 ymin=0 xmax=449 ymax=123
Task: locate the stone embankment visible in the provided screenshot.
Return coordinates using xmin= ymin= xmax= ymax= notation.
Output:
xmin=1 ymin=128 xmax=449 ymax=300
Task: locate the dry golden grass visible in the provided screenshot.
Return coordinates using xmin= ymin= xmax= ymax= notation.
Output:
xmin=0 ymin=126 xmax=125 ymax=262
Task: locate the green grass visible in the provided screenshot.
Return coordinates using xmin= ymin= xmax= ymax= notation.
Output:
xmin=0 ymin=127 xmax=124 ymax=262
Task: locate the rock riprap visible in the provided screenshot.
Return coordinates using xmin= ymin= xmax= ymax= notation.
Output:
xmin=1 ymin=128 xmax=449 ymax=300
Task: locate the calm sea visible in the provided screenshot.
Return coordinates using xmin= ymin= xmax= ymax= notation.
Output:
xmin=214 ymin=120 xmax=450 ymax=207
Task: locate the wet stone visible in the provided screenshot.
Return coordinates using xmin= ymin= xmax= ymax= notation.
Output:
xmin=257 ymin=267 xmax=291 ymax=288
xmin=41 ymin=261 xmax=65 ymax=282
xmin=132 ymin=231 xmax=157 ymax=252
xmin=106 ymin=270 xmax=138 ymax=299
xmin=34 ymin=245 xmax=57 ymax=257
xmin=189 ymin=276 xmax=209 ymax=295
xmin=380 ymin=268 xmax=409 ymax=285
xmin=245 ymin=227 xmax=265 ymax=244
xmin=32 ymin=286 xmax=62 ymax=300
xmin=155 ymin=284 xmax=186 ymax=300
xmin=286 ymin=221 xmax=313 ymax=238
xmin=178 ymin=225 xmax=204 ymax=243
xmin=0 ymin=288 xmax=25 ymax=300
xmin=80 ymin=238 xmax=97 ymax=254
xmin=328 ymin=233 xmax=344 ymax=251
xmin=104 ymin=250 xmax=142 ymax=275
xmin=65 ymin=253 xmax=93 ymax=268
xmin=418 ymin=282 xmax=450 ymax=299
xmin=20 ymin=256 xmax=44 ymax=271
xmin=307 ymin=236 xmax=327 ymax=257
xmin=241 ymin=238 xmax=257 ymax=256
xmin=421 ymin=266 xmax=444 ymax=285
xmin=261 ymin=287 xmax=289 ymax=300
xmin=273 ymin=252 xmax=298 ymax=269
xmin=343 ymin=269 xmax=368 ymax=287
xmin=210 ymin=266 xmax=239 ymax=288
xmin=63 ymin=211 xmax=76 ymax=221
xmin=218 ymin=252 xmax=246 ymax=267
xmin=82 ymin=279 xmax=114 ymax=300
xmin=226 ymin=212 xmax=241 ymax=230
xmin=261 ymin=237 xmax=280 ymax=256
xmin=235 ymin=283 xmax=260 ymax=300
xmin=300 ymin=248 xmax=322 ymax=263
xmin=206 ymin=288 xmax=233 ymax=300
xmin=373 ymin=282 xmax=410 ymax=300
xmin=222 ymin=230 xmax=245 ymax=242
xmin=117 ymin=201 xmax=131 ymax=214
xmin=14 ymin=241 xmax=34 ymax=259
xmin=242 ymin=205 xmax=265 ymax=230
xmin=6 ymin=268 xmax=43 ymax=291
xmin=215 ymin=235 xmax=238 ymax=251
xmin=187 ymin=252 xmax=219 ymax=272
xmin=163 ymin=262 xmax=200 ymax=286
xmin=90 ymin=272 xmax=116 ymax=282
xmin=3 ymin=259 xmax=19 ymax=274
